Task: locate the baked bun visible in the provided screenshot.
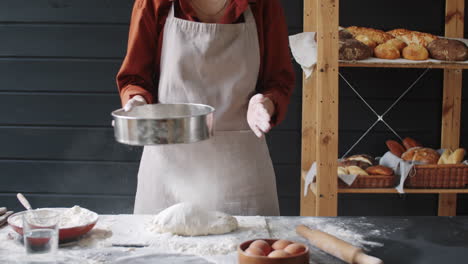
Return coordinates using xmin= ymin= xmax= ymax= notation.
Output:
xmin=347 ymin=166 xmax=369 ymax=176
xmin=402 ymin=137 xmax=422 ymax=149
xmin=347 ymin=26 xmax=394 ymax=44
xmin=438 ymin=149 xmax=452 ymax=165
xmin=366 ymin=165 xmax=394 ymax=176
xmin=345 ymin=154 xmax=376 ymax=166
xmin=386 ymin=140 xmax=406 ymax=158
xmin=385 ymin=38 xmax=407 ymax=51
xmin=374 ymin=43 xmax=400 ymax=59
xmin=427 ymin=39 xmax=468 ymax=61
xmin=387 ymin=29 xmax=438 ymax=47
xmin=339 ymin=28 xmax=354 ymax=40
xmin=355 ymin=34 xmax=377 ymax=49
xmin=339 ymin=160 xmax=371 ymax=170
xmin=402 ymin=44 xmax=429 ymax=60
xmin=339 ymin=39 xmax=372 ymax=61
xmin=337 ymin=166 xmax=349 ymax=176
xmin=401 ymin=147 xmax=440 ymax=164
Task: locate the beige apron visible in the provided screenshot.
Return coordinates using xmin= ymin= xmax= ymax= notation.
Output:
xmin=134 ymin=3 xmax=279 ymax=216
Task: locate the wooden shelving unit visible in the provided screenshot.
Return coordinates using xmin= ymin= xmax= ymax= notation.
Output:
xmin=300 ymin=0 xmax=465 ymax=217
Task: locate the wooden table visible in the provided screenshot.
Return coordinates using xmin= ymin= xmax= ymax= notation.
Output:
xmin=1 ymin=215 xmax=467 ymax=264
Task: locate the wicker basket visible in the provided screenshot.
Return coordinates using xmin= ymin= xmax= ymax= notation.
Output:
xmin=339 ymin=175 xmax=396 ymax=188
xmin=404 ymin=164 xmax=468 ymax=188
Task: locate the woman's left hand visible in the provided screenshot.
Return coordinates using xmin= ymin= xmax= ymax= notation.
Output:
xmin=247 ymin=94 xmax=275 ymax=138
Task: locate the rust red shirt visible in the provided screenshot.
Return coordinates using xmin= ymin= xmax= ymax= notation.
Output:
xmin=117 ymin=0 xmax=295 ymax=126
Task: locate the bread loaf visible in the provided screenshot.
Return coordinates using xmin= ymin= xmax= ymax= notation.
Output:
xmin=347 ymin=166 xmax=369 ymax=176
xmin=402 ymin=137 xmax=423 ymax=149
xmin=339 ymin=160 xmax=371 ymax=170
xmin=449 ymin=148 xmax=466 ymax=164
xmin=401 ymin=147 xmax=440 ymax=164
xmin=355 ymin=34 xmax=377 ymax=49
xmin=345 ymin=154 xmax=376 ymax=166
xmin=386 ymin=140 xmax=406 ymax=157
xmin=427 ymin=39 xmax=468 ymax=61
xmin=402 ymin=44 xmax=429 ymax=60
xmin=385 ymin=38 xmax=407 ymax=51
xmin=339 ymin=39 xmax=372 ymax=61
xmin=374 ymin=43 xmax=400 ymax=59
xmin=347 ymin=26 xmax=394 ymax=44
xmin=337 ymin=166 xmax=349 ymax=176
xmin=438 ymin=148 xmax=466 ymax=164
xmin=366 ymin=165 xmax=394 ymax=176
xmin=387 ymin=29 xmax=438 ymax=47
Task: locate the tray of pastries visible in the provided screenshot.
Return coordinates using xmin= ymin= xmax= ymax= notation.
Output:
xmin=337 ymin=155 xmax=396 ymax=188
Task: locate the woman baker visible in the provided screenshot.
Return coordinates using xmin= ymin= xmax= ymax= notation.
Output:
xmin=117 ymin=0 xmax=294 ymax=216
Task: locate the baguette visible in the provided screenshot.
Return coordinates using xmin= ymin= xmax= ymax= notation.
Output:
xmin=387 ymin=29 xmax=438 ymax=47
xmin=386 ymin=140 xmax=406 ymax=157
xmin=438 ymin=149 xmax=452 ymax=165
xmin=402 ymin=137 xmax=423 ymax=149
xmin=347 ymin=26 xmax=394 ymax=44
xmin=449 ymin=148 xmax=466 ymax=164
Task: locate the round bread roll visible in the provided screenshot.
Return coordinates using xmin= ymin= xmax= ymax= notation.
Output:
xmin=385 ymin=38 xmax=407 ymax=51
xmin=427 ymin=39 xmax=468 ymax=61
xmin=401 ymin=147 xmax=440 ymax=164
xmin=339 ymin=39 xmax=372 ymax=61
xmin=339 ymin=28 xmax=354 ymax=40
xmin=374 ymin=43 xmax=400 ymax=59
xmin=402 ymin=44 xmax=429 ymax=60
xmin=355 ymin=34 xmax=377 ymax=49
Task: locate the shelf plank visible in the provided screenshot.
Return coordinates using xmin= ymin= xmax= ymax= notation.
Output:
xmin=315 ymin=0 xmax=339 ymax=217
xmin=305 ymin=180 xmax=468 ymax=194
xmin=300 ymin=0 xmax=318 ymax=217
xmin=340 ymin=61 xmax=468 ymax=69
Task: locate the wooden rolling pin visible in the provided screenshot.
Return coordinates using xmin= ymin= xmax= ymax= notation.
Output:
xmin=296 ymin=225 xmax=383 ymax=264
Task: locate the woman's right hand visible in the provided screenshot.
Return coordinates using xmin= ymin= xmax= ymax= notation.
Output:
xmin=124 ymin=95 xmax=147 ymax=112
xmin=112 ymin=95 xmax=147 ymax=127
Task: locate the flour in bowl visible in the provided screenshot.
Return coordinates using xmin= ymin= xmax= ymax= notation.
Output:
xmin=60 ymin=206 xmax=97 ymax=228
xmin=10 ymin=206 xmax=97 ymax=228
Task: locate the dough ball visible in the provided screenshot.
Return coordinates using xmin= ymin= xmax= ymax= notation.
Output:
xmin=284 ymin=243 xmax=307 ymax=255
xmin=271 ymin=239 xmax=293 ymax=250
xmin=268 ymin=250 xmax=291 ymax=258
xmin=249 ymin=240 xmax=272 ymax=255
xmin=151 ymin=203 xmax=238 ymax=236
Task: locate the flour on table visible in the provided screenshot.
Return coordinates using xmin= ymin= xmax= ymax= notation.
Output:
xmin=149 ymin=203 xmax=238 ymax=236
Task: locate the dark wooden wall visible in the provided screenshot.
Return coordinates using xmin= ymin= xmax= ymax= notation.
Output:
xmin=1 ymin=0 xmax=467 ymax=216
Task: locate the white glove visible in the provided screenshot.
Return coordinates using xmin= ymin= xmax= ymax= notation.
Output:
xmin=124 ymin=95 xmax=147 ymax=112
xmin=247 ymin=94 xmax=275 ymax=138
xmin=112 ymin=95 xmax=148 ymax=127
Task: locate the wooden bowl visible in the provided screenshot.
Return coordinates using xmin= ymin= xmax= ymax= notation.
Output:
xmin=238 ymin=239 xmax=309 ymax=264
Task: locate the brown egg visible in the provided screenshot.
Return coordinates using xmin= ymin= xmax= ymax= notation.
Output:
xmin=284 ymin=243 xmax=306 ymax=255
xmin=271 ymin=239 xmax=293 ymax=250
xmin=249 ymin=240 xmax=272 ymax=255
xmin=244 ymin=247 xmax=266 ymax=257
xmin=268 ymin=250 xmax=291 ymax=258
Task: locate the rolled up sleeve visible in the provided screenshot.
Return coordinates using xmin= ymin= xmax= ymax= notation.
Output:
xmin=117 ymin=0 xmax=158 ymax=106
xmin=260 ymin=0 xmax=295 ymax=127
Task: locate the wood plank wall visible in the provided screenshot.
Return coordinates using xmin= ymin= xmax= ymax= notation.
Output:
xmin=0 ymin=0 xmax=467 ymax=215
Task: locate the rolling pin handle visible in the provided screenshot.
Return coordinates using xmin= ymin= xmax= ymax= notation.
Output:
xmin=354 ymin=252 xmax=384 ymax=264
